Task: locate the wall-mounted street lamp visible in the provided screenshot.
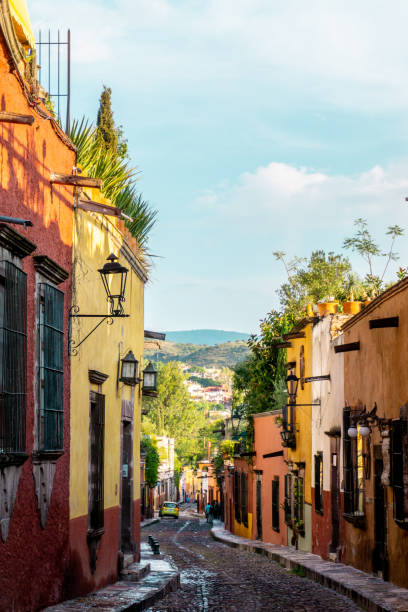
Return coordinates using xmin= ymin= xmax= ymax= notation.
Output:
xmin=69 ymin=253 xmax=130 ymax=356
xmin=285 ymin=372 xmax=321 ymax=407
xmin=119 ymin=350 xmax=140 ymax=386
xmin=280 ymin=425 xmax=296 ymax=448
xmin=98 ymin=253 xmax=128 ymax=316
xmin=286 ymin=372 xmax=299 ymax=404
xmin=347 ymin=403 xmax=389 ymax=439
xmin=142 ymin=362 xmax=158 ymax=393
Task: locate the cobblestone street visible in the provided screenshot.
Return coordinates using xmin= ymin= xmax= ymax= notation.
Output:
xmin=146 ymin=505 xmax=361 ymax=612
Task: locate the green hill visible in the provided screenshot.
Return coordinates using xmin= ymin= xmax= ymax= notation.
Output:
xmin=145 ymin=340 xmax=249 ymax=368
xmin=164 ymin=329 xmax=249 ymax=345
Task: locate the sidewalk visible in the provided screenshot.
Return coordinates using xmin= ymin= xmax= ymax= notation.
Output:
xmin=43 ymin=541 xmax=179 ymax=611
xmin=211 ymin=525 xmax=408 ymax=612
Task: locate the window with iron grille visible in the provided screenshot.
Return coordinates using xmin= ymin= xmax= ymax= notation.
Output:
xmin=391 ymin=418 xmax=408 ymax=527
xmin=294 ymin=475 xmax=304 ymax=526
xmin=272 ymin=476 xmax=280 ymax=532
xmin=284 ymin=473 xmax=292 ymax=524
xmin=89 ymin=392 xmax=105 ymax=531
xmin=38 ymin=283 xmax=64 ymax=450
xmin=0 ymin=261 xmax=27 ymax=454
xmin=343 ymin=407 xmax=364 ymax=519
xmin=241 ymin=472 xmax=248 ymax=528
xmin=234 ymin=470 xmax=241 ymax=523
xmin=314 ymin=452 xmax=323 ymax=514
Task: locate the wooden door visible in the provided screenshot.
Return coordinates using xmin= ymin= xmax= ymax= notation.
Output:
xmin=256 ymin=477 xmax=262 ymax=540
xmin=121 ymin=421 xmax=132 ymax=552
xmin=373 ymin=446 xmax=388 ymax=579
xmin=330 ymin=437 xmax=340 ymax=552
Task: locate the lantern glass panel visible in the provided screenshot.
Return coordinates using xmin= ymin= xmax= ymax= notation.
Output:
xmin=144 ymin=372 xmax=155 ymax=388
xmin=143 ymin=362 xmax=158 ymax=390
xmin=120 ymin=351 xmax=138 ymax=384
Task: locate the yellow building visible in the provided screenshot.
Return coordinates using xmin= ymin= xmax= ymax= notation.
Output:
xmin=283 ymin=318 xmax=313 ymax=552
xmin=69 ymin=189 xmax=148 ymax=594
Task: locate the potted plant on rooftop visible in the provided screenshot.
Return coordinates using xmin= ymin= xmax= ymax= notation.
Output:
xmin=340 ymin=274 xmax=363 ymax=315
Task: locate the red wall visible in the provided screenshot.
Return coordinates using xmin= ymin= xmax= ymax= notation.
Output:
xmin=66 ymin=507 xmax=120 ymax=599
xmin=311 ymin=489 xmax=332 ymax=558
xmin=0 ymin=31 xmax=75 ymax=611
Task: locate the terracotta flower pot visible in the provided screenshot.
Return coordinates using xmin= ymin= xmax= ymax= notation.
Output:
xmin=317 ymin=302 xmax=338 ymax=316
xmin=306 ymin=303 xmax=314 ymax=317
xmin=342 ymin=301 xmax=362 ymax=315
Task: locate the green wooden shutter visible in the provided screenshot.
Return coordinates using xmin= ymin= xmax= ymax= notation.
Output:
xmin=234 ymin=471 xmax=241 ymax=523
xmin=284 ymin=473 xmax=292 ymax=524
xmin=272 ymin=477 xmax=280 ymax=532
xmin=241 ymin=472 xmax=248 ymax=528
xmin=39 ymin=283 xmax=64 ymax=450
xmin=343 ymin=408 xmax=354 ymax=513
xmin=0 ymin=261 xmax=27 ymax=453
xmin=391 ymin=419 xmax=405 ymax=522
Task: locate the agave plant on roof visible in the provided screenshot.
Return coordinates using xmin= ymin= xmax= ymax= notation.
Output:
xmin=69 ymin=117 xmax=157 ymax=249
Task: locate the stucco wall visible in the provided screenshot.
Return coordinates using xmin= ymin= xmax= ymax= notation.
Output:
xmin=311 ymin=315 xmax=346 ymax=558
xmin=342 ymin=281 xmax=408 ymax=587
xmin=0 ymin=26 xmax=75 ymax=612
xmin=286 ymin=321 xmax=313 ymax=551
xmin=253 ymin=411 xmax=287 ymax=545
xmin=69 ymin=200 xmax=145 ymax=595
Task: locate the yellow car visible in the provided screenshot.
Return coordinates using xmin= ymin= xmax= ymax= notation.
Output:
xmin=159 ymin=501 xmax=179 ymax=519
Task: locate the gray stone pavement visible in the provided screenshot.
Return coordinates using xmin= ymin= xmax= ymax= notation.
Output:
xmin=145 ymin=510 xmax=364 ymax=611
xmin=42 ymin=540 xmax=180 ymax=612
xmin=211 ymin=525 xmax=408 ymax=612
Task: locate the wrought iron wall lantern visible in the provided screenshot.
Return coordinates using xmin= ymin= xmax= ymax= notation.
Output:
xmin=142 ymin=362 xmax=158 ymax=392
xmin=347 ymin=403 xmax=390 ymax=439
xmin=285 ymin=373 xmax=321 ymax=407
xmin=69 ymin=254 xmax=130 ymax=356
xmin=280 ymin=425 xmax=296 ymax=448
xmin=119 ymin=350 xmax=140 ymax=386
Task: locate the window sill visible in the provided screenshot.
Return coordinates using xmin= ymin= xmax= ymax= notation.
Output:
xmin=0 ymin=452 xmax=28 ymax=467
xmin=32 ymin=450 xmax=64 ymax=462
xmin=343 ymin=512 xmax=366 ymax=529
xmin=315 ymin=509 xmax=324 ymax=516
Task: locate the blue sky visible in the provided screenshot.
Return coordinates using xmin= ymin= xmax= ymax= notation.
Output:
xmin=29 ymin=0 xmax=408 ymax=334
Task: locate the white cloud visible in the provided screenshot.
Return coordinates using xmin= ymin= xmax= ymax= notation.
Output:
xmin=193 ymin=160 xmax=408 ymax=259
xmin=28 ymin=0 xmax=408 ymax=112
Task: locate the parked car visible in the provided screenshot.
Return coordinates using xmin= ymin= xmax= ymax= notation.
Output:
xmin=159 ymin=501 xmax=179 ymax=519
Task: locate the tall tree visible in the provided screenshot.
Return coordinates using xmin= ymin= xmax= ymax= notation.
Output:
xmin=96 ymin=86 xmax=128 ymax=159
xmin=144 ymin=362 xmax=207 ymax=463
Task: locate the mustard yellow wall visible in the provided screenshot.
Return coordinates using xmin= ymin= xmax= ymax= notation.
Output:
xmin=286 ymin=323 xmax=312 ymax=505
xmin=234 ymin=514 xmax=253 ymax=539
xmin=70 ymin=190 xmax=145 ymax=520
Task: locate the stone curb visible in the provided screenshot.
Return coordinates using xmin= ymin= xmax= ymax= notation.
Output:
xmin=140 ymin=517 xmax=160 ymax=528
xmin=42 ymin=555 xmax=180 ymax=611
xmin=211 ymin=526 xmax=408 ymax=612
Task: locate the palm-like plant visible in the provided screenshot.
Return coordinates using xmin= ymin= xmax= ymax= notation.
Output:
xmin=69 ymin=118 xmax=157 ymax=248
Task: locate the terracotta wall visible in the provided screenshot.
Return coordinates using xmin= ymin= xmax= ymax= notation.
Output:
xmin=253 ymin=412 xmax=287 ymax=545
xmin=342 ymin=279 xmax=408 ymax=587
xmin=0 ymin=29 xmax=75 ymax=612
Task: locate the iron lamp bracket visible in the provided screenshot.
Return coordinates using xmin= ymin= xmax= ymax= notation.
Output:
xmin=68 ymin=305 xmax=129 ymax=356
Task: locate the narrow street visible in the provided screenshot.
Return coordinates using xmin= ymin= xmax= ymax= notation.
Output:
xmin=146 ymin=504 xmax=361 ymax=612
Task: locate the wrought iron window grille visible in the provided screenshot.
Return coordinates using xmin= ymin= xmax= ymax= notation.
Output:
xmin=0 ymin=261 xmax=27 ymax=457
xmin=38 ymin=283 xmax=64 ymax=451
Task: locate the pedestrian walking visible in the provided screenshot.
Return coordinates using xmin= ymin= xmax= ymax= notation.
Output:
xmin=205 ymin=502 xmax=211 ymax=522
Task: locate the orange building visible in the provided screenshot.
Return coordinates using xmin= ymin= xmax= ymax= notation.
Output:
xmin=252 ymin=411 xmax=287 ymax=545
xmin=342 ymin=278 xmax=408 ymax=586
